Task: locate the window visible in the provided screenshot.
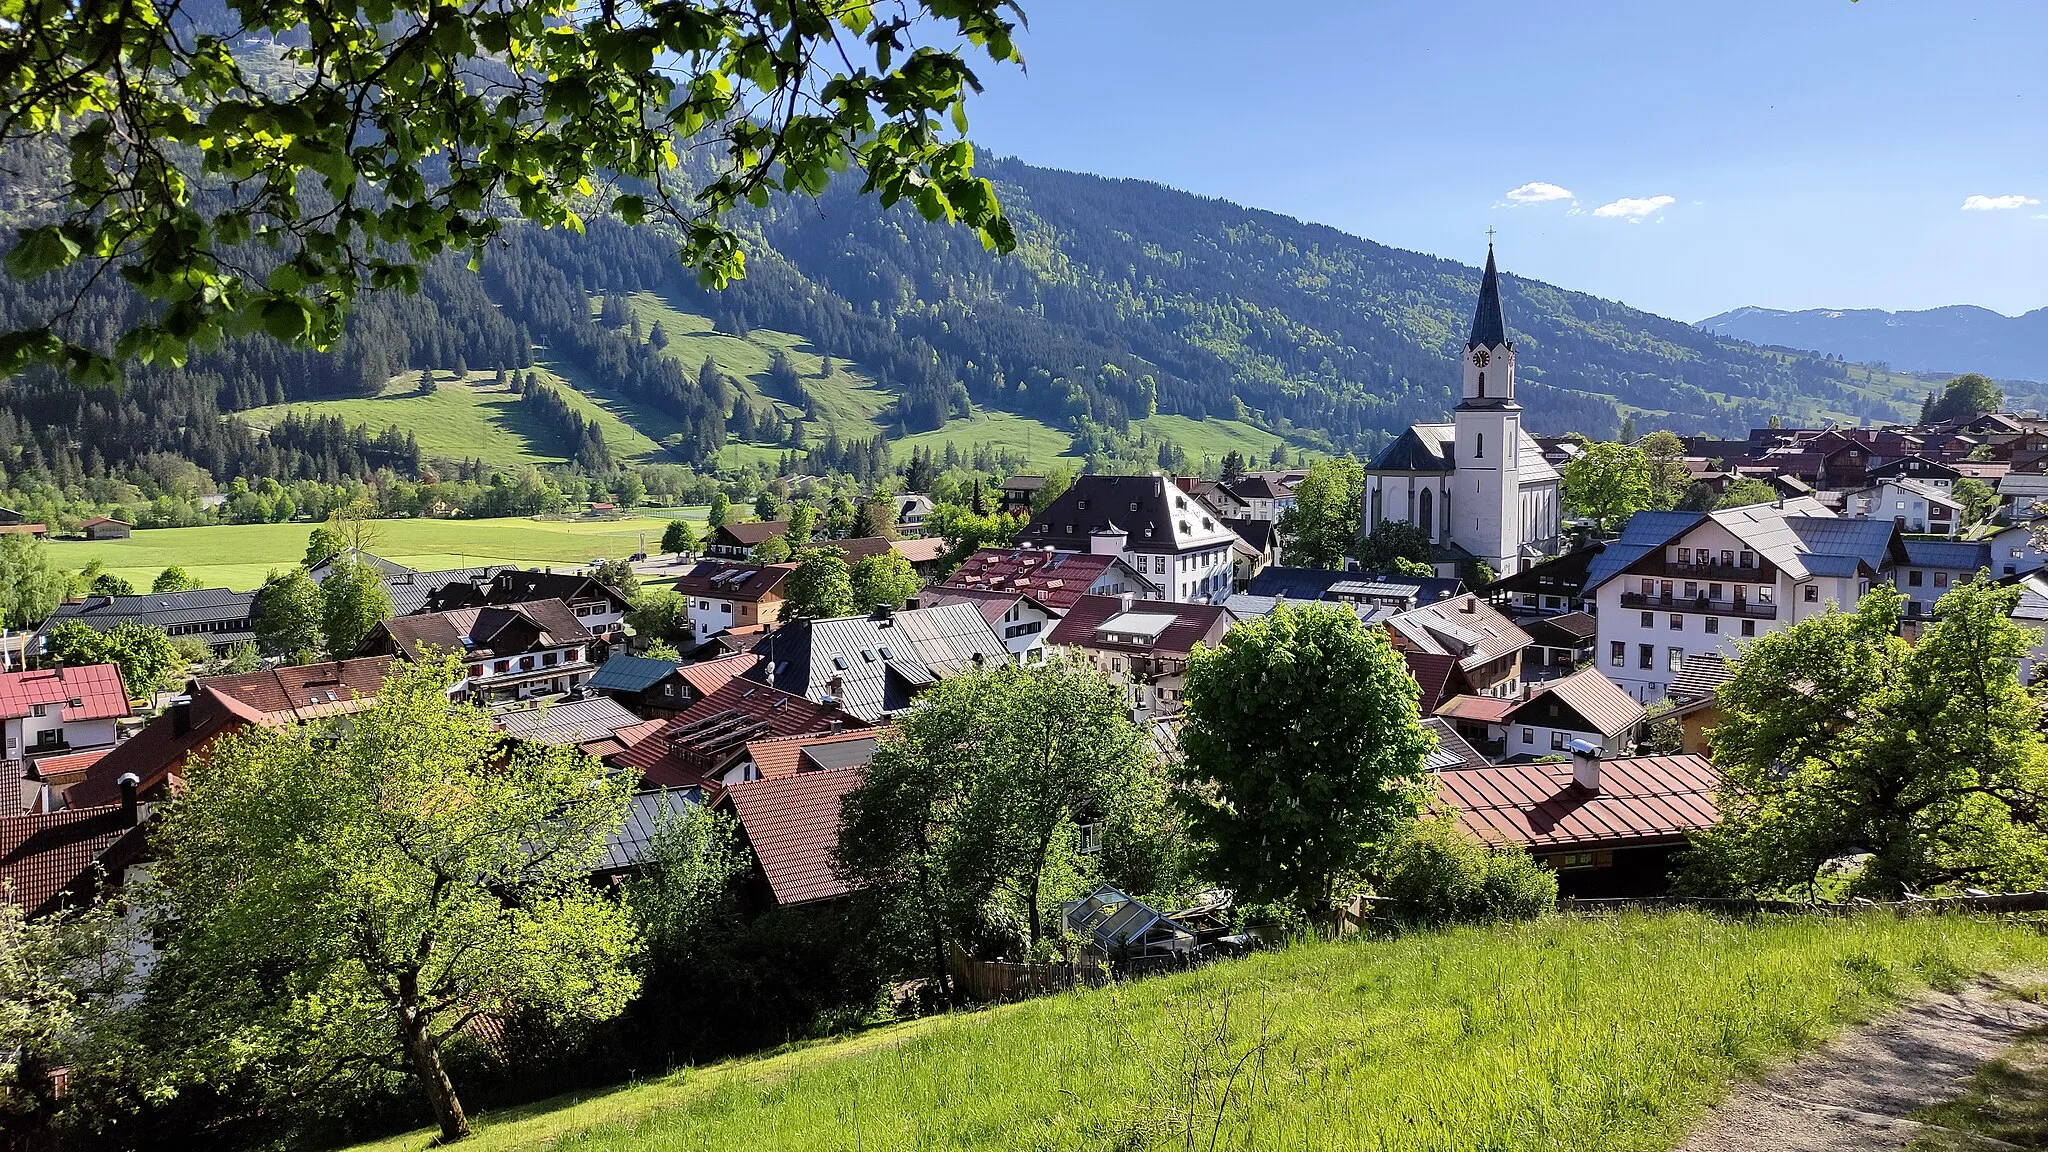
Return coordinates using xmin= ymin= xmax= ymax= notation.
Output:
xmin=1741 ymin=619 xmax=1756 ymax=637
xmin=719 ymin=602 xmax=731 ymax=613
xmin=1660 ymin=580 xmax=1673 ymax=598
xmin=1640 ymin=611 xmax=1654 ymax=628
xmin=1739 ymin=550 xmax=1754 ymax=568
xmin=1757 ymin=586 xmax=1773 ymax=604
xmin=1640 ymin=578 xmax=1655 ymax=596
xmin=1677 ymin=547 xmax=1691 ymax=564
xmin=1476 ymin=432 xmax=1485 ymax=459
xmin=1804 ymin=585 xmax=1820 ymax=603
xmin=1721 ymin=550 xmax=1735 ymax=566
xmin=1669 ymin=614 xmax=1682 ymax=631
xmin=30 ymin=704 xmax=45 ymax=718
xmin=1705 ymin=617 xmax=1720 ymax=634
xmin=1908 ymin=570 xmax=1924 ymax=587
xmin=1683 ymin=581 xmax=1697 ymax=599
xmin=1639 ymin=644 xmax=1654 ymax=670
xmin=1551 ymin=731 xmax=1567 ymax=751
xmin=1934 ymin=571 xmax=1949 ymax=588
xmin=1709 ymin=583 xmax=1723 ymax=600
xmin=1610 ymin=641 xmax=1625 ymax=667
xmin=1668 ymin=647 xmax=1684 ymax=672
xmin=1522 ymin=727 xmax=1534 ymax=746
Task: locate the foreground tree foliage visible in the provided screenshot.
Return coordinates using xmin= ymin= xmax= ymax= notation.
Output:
xmin=835 ymin=655 xmax=1162 ymax=990
xmin=0 ymin=0 xmax=1022 ymax=379
xmin=0 ymin=900 xmax=136 ymax=1139
xmin=1176 ymin=602 xmax=1433 ymax=920
xmin=1688 ymin=581 xmax=2048 ymax=899
xmin=0 ymin=534 xmax=69 ymax=630
xmin=144 ymin=659 xmax=639 ymax=1142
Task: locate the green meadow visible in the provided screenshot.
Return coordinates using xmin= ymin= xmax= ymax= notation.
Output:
xmin=347 ymin=910 xmax=2048 ymax=1152
xmin=49 ymin=512 xmax=707 ymax=591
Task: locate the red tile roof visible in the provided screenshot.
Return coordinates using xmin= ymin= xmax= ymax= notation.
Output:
xmin=0 ymin=664 xmax=129 ymax=721
xmin=0 ymin=524 xmax=48 ymax=536
xmin=722 ymin=767 xmax=864 ymax=906
xmin=676 ymin=653 xmax=759 ymax=698
xmin=1044 ymin=595 xmax=1230 ymax=658
xmin=27 ymin=746 xmax=113 ymax=788
xmin=938 ymin=548 xmax=1127 ymax=611
xmin=744 ymin=727 xmax=889 ymax=781
xmin=1434 ymin=694 xmax=1515 ymax=724
xmin=672 ymin=561 xmax=792 ymax=602
xmin=197 ymin=657 xmax=394 ymax=724
xmin=1 ymin=804 xmax=131 ymax=916
xmin=610 ymin=678 xmax=863 ymax=789
xmin=1403 ymin=651 xmax=1460 ymax=713
xmin=1437 ymin=753 xmax=1719 ymax=851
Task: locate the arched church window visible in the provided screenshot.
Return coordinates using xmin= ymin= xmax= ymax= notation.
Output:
xmin=1477 ymin=371 xmax=1486 ymax=397
xmin=1371 ymin=489 xmax=1382 ymax=525
xmin=1476 ymin=432 xmax=1485 ymax=459
xmin=1418 ymin=488 xmax=1434 ymax=540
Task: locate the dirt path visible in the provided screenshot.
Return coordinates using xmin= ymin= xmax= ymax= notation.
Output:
xmin=1676 ymin=976 xmax=2048 ymax=1152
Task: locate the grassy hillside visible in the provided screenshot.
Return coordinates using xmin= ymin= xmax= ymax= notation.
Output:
xmin=347 ymin=911 xmax=2048 ymax=1152
xmin=242 ymin=370 xmax=679 ymax=467
xmin=48 ymin=511 xmax=706 ymax=590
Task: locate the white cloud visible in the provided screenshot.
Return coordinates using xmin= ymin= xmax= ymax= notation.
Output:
xmin=1592 ymin=195 xmax=1676 ymax=219
xmin=1503 ymin=182 xmax=1575 ymax=205
xmin=1962 ymin=193 xmax=2041 ymax=211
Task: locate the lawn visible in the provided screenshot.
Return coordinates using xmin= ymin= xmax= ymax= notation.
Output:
xmin=345 ymin=911 xmax=2048 ymax=1152
xmin=48 ymin=511 xmax=707 ymax=590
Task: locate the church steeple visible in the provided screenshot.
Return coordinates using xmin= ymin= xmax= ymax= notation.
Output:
xmin=1467 ymin=243 xmax=1508 ymax=349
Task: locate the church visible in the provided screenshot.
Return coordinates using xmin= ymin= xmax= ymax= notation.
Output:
xmin=1362 ymin=245 xmax=1562 ymax=577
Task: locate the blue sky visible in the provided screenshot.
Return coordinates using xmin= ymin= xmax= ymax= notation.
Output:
xmin=960 ymin=1 xmax=2047 ymax=322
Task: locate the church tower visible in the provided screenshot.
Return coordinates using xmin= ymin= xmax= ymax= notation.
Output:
xmin=1451 ymin=244 xmax=1524 ymax=576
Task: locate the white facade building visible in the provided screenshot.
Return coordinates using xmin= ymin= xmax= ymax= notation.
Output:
xmin=1363 ymin=246 xmax=1561 ymax=577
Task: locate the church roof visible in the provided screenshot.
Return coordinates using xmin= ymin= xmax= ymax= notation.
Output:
xmin=1468 ymin=244 xmax=1509 ymax=348
xmin=1369 ymin=423 xmax=1559 ymax=484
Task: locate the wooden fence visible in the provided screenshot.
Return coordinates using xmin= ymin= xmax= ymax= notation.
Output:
xmin=946 ymin=943 xmax=1110 ymax=1003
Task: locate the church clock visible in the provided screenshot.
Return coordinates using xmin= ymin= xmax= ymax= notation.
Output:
xmin=1471 ymin=349 xmax=1490 ymax=367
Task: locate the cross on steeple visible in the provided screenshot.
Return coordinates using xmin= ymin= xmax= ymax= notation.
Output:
xmin=1485 ymin=225 xmax=1497 ymax=244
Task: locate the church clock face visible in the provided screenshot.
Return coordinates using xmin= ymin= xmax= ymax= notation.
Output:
xmin=1471 ymin=349 xmax=1491 ymax=368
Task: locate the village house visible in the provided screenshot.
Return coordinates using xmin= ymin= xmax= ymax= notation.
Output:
xmin=1845 ymin=476 xmax=1962 ymax=535
xmin=422 ymin=568 xmax=633 ymax=647
xmin=937 ymin=546 xmax=1147 ymax=609
xmin=1 ymin=795 xmax=149 ymax=918
xmin=1044 ymin=594 xmax=1230 ymax=718
xmin=913 ymin=587 xmax=1059 ymax=665
xmin=1663 ymin=653 xmax=1735 ymax=757
xmin=1020 ymin=474 xmax=1242 ymax=604
xmin=747 ymin=603 xmax=1009 ymax=723
xmin=2 ymin=664 xmax=129 ymax=812
xmin=358 ymin=600 xmax=594 ymax=703
xmin=1586 ymin=500 xmax=1905 ymax=703
xmin=77 ymin=516 xmax=132 ymax=540
xmin=609 ymin=677 xmax=864 ymax=790
xmin=1494 ymin=666 xmax=1646 ymax=760
xmin=706 ymin=520 xmax=790 ymax=559
xmin=35 ymin=587 xmax=258 ymax=655
xmin=305 ymin=549 xmax=502 ymax=615
xmin=493 ymin=697 xmax=664 ymax=761
xmin=716 ymin=767 xmax=865 ymax=910
xmin=674 ymin=560 xmax=793 ymax=645
xmin=1380 ymin=593 xmax=1533 ymax=700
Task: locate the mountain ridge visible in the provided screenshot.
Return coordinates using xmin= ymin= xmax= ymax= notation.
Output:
xmin=1698 ymin=303 xmax=2048 ymax=383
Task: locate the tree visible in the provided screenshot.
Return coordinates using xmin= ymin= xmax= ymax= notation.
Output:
xmin=43 ymin=621 xmax=186 ymax=698
xmin=626 ymin=590 xmax=691 ymax=650
xmin=1953 ymin=477 xmax=2000 ymax=528
xmin=1639 ymin=431 xmax=1691 ymax=510
xmin=0 ymin=900 xmax=135 ymax=1137
xmin=86 ymin=572 xmax=136 ymax=597
xmin=1175 ymin=603 xmax=1434 ymax=918
xmin=1275 ymin=457 xmax=1364 ymax=569
xmin=151 ymin=565 xmax=200 ymax=593
xmin=0 ymin=535 xmax=68 ymax=630
xmin=660 ymin=519 xmax=698 ymax=556
xmin=417 ymin=369 xmax=437 ymax=396
xmin=1220 ymin=450 xmax=1248 ymax=482
xmin=752 ymin=534 xmax=793 ymax=564
xmin=835 ymin=655 xmax=1156 ymax=982
xmin=253 ymin=568 xmax=325 ymax=663
xmin=707 ymin=493 xmax=731 ymax=531
xmin=849 ymin=496 xmax=899 ymax=541
xmin=786 ymin=503 xmax=820 ymax=545
xmin=648 ymin=321 xmax=670 ymax=350
xmin=1562 ymin=442 xmax=1653 ymax=530
xmin=145 ymin=659 xmax=638 ymax=1143
xmin=1926 ymin=374 xmax=2005 ymax=423
xmin=782 ymin=547 xmax=855 ymax=620
xmin=1686 ymin=582 xmax=2048 ymax=899
xmin=1354 ymin=519 xmax=1435 ymax=573
xmin=327 ymin=498 xmax=383 ymax=554
xmin=302 ymin=525 xmax=347 ymax=568
xmin=849 ymin=551 xmax=922 ymax=612
xmin=590 ymin=557 xmax=642 ymax=600
xmin=2 ymin=2 xmax=1022 ymax=383
xmin=1716 ymin=477 xmax=1780 ymax=510
xmin=922 ymin=504 xmax=1026 ymax=574
xmin=318 ymin=555 xmax=394 ymax=657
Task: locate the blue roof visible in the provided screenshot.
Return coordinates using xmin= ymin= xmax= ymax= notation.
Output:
xmin=588 ymin=655 xmax=679 ymax=693
xmin=1903 ymin=538 xmax=1992 ymax=571
xmin=1582 ymin=511 xmax=1704 ymax=592
xmin=1801 ymin=554 xmax=1864 ymax=578
xmin=1786 ymin=517 xmax=1899 ymax=570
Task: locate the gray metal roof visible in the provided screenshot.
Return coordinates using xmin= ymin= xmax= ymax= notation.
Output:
xmin=1582 ymin=511 xmax=1707 ymax=592
xmin=40 ymin=586 xmax=255 ymax=634
xmin=494 ymin=697 xmax=648 ymax=746
xmin=589 ymin=655 xmax=680 ymax=694
xmin=591 ymin=789 xmax=702 ymax=874
xmin=1369 ymin=422 xmax=1558 ymax=483
xmin=755 ymin=604 xmax=1007 ymax=722
xmin=1904 ymin=538 xmax=1992 ymax=572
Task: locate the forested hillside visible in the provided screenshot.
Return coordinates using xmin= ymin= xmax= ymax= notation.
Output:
xmin=0 ymin=153 xmax=1957 ymax=501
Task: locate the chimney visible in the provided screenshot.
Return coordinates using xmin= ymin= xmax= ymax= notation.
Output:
xmin=827 ymin=673 xmax=844 ymax=697
xmin=118 ymin=772 xmax=140 ymax=827
xmin=828 ymin=718 xmax=844 ymax=734
xmin=1568 ymin=739 xmax=1602 ymax=793
xmin=1119 ymin=591 xmax=1134 ymax=613
xmin=170 ymin=698 xmax=191 ymax=736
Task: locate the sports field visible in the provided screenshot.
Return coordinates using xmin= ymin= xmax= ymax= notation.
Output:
xmin=48 ymin=511 xmax=707 ymax=591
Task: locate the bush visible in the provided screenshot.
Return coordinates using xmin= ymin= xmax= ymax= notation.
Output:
xmin=1378 ymin=818 xmax=1556 ymax=927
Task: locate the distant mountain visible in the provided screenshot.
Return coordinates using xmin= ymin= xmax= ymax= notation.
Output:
xmin=1697 ymin=304 xmax=2048 ymax=384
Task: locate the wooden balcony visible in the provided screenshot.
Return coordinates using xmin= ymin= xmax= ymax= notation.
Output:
xmin=1619 ymin=592 xmax=1778 ymax=620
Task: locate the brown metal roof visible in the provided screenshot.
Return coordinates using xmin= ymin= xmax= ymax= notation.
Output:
xmin=1670 ymin=653 xmax=1735 ymax=702
xmin=743 ymin=727 xmax=889 ymax=781
xmin=1502 ymin=667 xmax=1645 ymax=739
xmin=1435 ymin=694 xmax=1515 ymax=724
xmin=1437 ymin=753 xmax=1719 ymax=851
xmin=1 ymin=804 xmax=130 ymax=916
xmin=1044 ymin=595 xmax=1230 ymax=658
xmin=1383 ymin=594 xmax=1532 ymax=671
xmin=672 ymin=560 xmax=792 ymax=601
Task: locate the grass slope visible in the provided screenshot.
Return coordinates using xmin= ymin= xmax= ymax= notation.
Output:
xmin=48 ymin=511 xmax=706 ymax=591
xmin=242 ymin=371 xmax=677 ymax=467
xmin=349 ymin=911 xmax=2048 ymax=1152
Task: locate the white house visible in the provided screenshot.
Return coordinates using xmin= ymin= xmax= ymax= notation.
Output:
xmin=1586 ymin=499 xmax=1906 ymax=703
xmin=1362 ymin=245 xmax=1562 ymax=577
xmin=2 ymin=664 xmax=130 ymax=809
xmin=1497 ymin=667 xmax=1645 ymax=759
xmin=1846 ymin=477 xmax=1961 ymax=535
xmin=1021 ymin=475 xmax=1242 ymax=604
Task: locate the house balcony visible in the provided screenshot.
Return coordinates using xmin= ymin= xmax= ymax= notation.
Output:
xmin=1645 ymin=559 xmax=1777 ymax=584
xmin=469 ymin=656 xmax=594 ymax=687
xmin=1619 ymin=592 xmax=1778 ymax=620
